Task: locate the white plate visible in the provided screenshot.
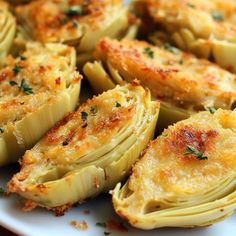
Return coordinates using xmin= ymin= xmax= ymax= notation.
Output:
xmin=1 ymin=165 xmax=236 ymax=236
xmin=1 ymin=0 xmax=236 ymax=235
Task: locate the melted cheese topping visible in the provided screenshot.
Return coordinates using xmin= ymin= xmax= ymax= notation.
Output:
xmin=16 ymin=0 xmax=124 ymax=43
xmin=127 ymin=109 xmax=236 ymax=211
xmin=146 ymin=0 xmax=236 ymax=43
xmin=95 ymin=38 xmax=236 ymax=110
xmin=0 ymin=43 xmax=81 ymax=126
xmin=23 ymin=85 xmax=139 ymax=166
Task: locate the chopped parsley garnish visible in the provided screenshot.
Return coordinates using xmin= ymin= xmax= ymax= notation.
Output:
xmin=179 ymin=59 xmax=183 ymax=64
xmin=0 ymin=187 xmax=5 ymax=197
xmin=143 ymin=47 xmax=154 ymax=58
xmin=9 ymin=79 xmax=33 ymax=95
xmin=206 ymin=107 xmax=216 ymax=114
xmin=163 ymin=43 xmax=179 ymax=54
xmin=90 ymin=106 xmax=97 ymax=115
xmin=66 ymin=5 xmax=82 ymax=16
xmin=72 ymin=20 xmax=79 ymax=28
xmin=115 ymin=101 xmax=121 ymax=107
xmin=9 ymin=80 xmax=18 ymax=86
xmin=211 ymin=10 xmax=223 ymax=22
xmin=12 ymin=65 xmax=23 ymax=74
xmin=81 ymin=111 xmax=88 ymax=121
xmin=96 ymin=222 xmax=106 ymax=228
xmin=184 ymin=145 xmax=208 ymax=160
xmin=20 ymin=79 xmax=33 ymax=95
xmin=0 ymin=127 xmax=4 ymax=133
xmin=104 ymin=232 xmax=110 ymax=235
xmin=187 ymin=3 xmax=195 ymax=8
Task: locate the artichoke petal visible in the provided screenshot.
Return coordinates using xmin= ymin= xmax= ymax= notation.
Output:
xmin=0 ymin=1 xmax=16 ymax=67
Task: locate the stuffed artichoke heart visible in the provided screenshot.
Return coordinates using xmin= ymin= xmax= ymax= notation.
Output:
xmin=113 ymin=109 xmax=236 ymax=229
xmin=0 ymin=42 xmax=81 ymax=166
xmin=15 ymin=0 xmax=136 ymax=66
xmin=0 ymin=0 xmax=16 ymax=67
xmin=134 ymin=0 xmax=236 ymax=72
xmin=84 ymin=38 xmax=236 ymax=129
xmin=7 ymin=83 xmax=159 ymax=213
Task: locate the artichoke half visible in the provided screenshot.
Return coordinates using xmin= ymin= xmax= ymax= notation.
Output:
xmin=7 ymin=83 xmax=159 ymax=213
xmin=134 ymin=0 xmax=236 ymax=73
xmin=113 ymin=109 xmax=236 ymax=229
xmin=84 ymin=37 xmax=236 ymax=130
xmin=0 ymin=42 xmax=81 ymax=166
xmin=15 ymin=0 xmax=138 ymax=66
xmin=0 ymin=0 xmax=16 ymax=67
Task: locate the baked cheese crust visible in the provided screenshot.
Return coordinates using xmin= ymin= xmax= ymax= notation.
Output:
xmin=7 ymin=83 xmax=159 ymax=212
xmin=94 ymin=37 xmax=236 ymax=111
xmin=113 ymin=109 xmax=236 ymax=229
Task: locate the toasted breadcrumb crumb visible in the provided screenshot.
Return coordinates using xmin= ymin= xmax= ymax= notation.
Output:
xmin=22 ymin=200 xmax=37 ymax=212
xmin=70 ymin=220 xmax=88 ymax=230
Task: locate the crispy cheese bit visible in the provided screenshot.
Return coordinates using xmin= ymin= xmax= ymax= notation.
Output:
xmin=70 ymin=220 xmax=88 ymax=230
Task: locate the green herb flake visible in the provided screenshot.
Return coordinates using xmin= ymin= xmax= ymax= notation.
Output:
xmin=184 ymin=145 xmax=208 ymax=160
xmin=115 ymin=101 xmax=121 ymax=107
xmin=0 ymin=187 xmax=5 ymax=197
xmin=20 ymin=79 xmax=33 ymax=95
xmin=143 ymin=47 xmax=154 ymax=59
xmin=0 ymin=127 xmax=4 ymax=133
xmin=163 ymin=43 xmax=179 ymax=54
xmin=81 ymin=111 xmax=88 ymax=121
xmin=72 ymin=20 xmax=79 ymax=28
xmin=104 ymin=232 xmax=110 ymax=235
xmin=12 ymin=65 xmax=23 ymax=75
xmin=187 ymin=3 xmax=195 ymax=8
xmin=96 ymin=222 xmax=106 ymax=228
xmin=211 ymin=10 xmax=223 ymax=22
xmin=66 ymin=5 xmax=82 ymax=16
xmin=90 ymin=106 xmax=97 ymax=115
xmin=179 ymin=59 xmax=183 ymax=64
xmin=206 ymin=107 xmax=216 ymax=114
xmin=9 ymin=81 xmax=18 ymax=86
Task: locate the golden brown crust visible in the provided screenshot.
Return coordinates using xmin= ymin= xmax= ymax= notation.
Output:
xmin=129 ymin=110 xmax=236 ymax=200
